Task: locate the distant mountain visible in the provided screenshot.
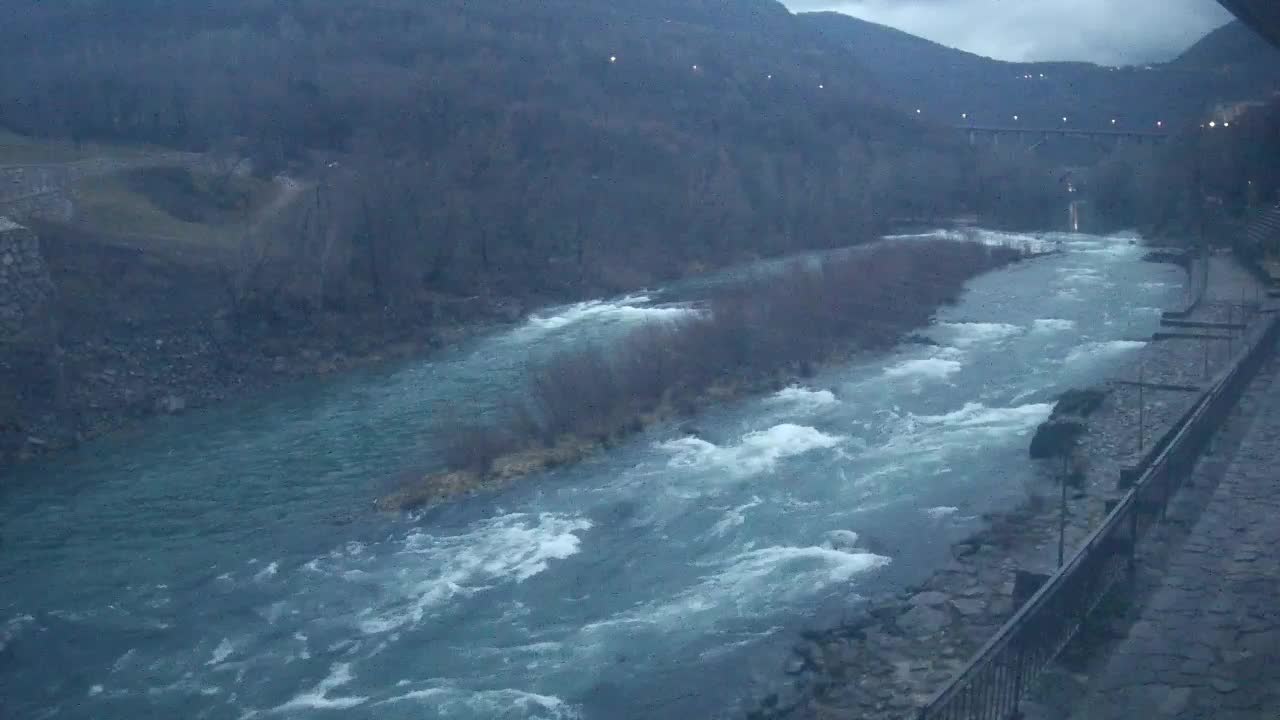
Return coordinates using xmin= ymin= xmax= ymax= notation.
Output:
xmin=796 ymin=13 xmax=1280 ymax=131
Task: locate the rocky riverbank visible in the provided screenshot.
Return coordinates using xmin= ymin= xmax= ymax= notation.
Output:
xmin=0 ymin=219 xmax=538 ymax=472
xmin=748 ymin=254 xmax=1268 ymax=719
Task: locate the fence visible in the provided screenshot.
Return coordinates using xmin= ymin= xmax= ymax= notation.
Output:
xmin=916 ymin=312 xmax=1280 ymax=720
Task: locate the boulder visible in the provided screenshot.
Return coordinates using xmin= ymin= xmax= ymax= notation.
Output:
xmin=950 ymin=598 xmax=986 ymax=617
xmin=909 ymin=591 xmax=949 ymax=607
xmin=899 ymin=604 xmax=950 ymax=635
xmin=1053 ymin=387 xmax=1108 ymax=418
xmin=1029 ymin=419 xmax=1084 ymax=459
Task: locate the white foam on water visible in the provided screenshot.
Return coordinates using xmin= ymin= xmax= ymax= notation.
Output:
xmin=914 ymin=402 xmax=1055 ymax=430
xmin=112 ymin=649 xmax=137 ymax=673
xmin=207 ymin=638 xmax=234 ymax=666
xmin=588 ymin=544 xmax=890 ymax=632
xmin=1065 ymin=340 xmax=1146 ymax=368
xmin=1056 ymin=267 xmax=1106 ymax=285
xmin=1032 ymin=318 xmax=1076 ymax=333
xmin=253 ymin=561 xmax=279 ymax=582
xmin=925 ymin=506 xmax=960 ymax=519
xmin=872 ymin=402 xmax=1053 ymax=461
xmin=883 ymin=358 xmax=963 ymax=380
xmin=883 ymin=229 xmax=969 ymax=243
xmin=701 ymin=544 xmax=891 ymax=599
xmin=710 ymin=496 xmax=763 ymax=537
xmin=357 ymin=513 xmax=592 ymax=634
xmin=379 ymin=686 xmax=579 ymax=719
xmin=936 ymin=322 xmax=1022 ymax=348
xmin=767 ymin=386 xmax=838 ymax=412
xmin=272 ymin=663 xmax=367 ymax=712
xmin=823 ymin=529 xmax=862 ymax=551
xmin=658 ymin=424 xmax=845 ymax=477
xmin=510 ymin=294 xmax=699 ymax=341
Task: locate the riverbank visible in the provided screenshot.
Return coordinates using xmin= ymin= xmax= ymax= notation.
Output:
xmin=0 ymin=217 xmax=831 ymax=474
xmin=748 ymin=253 xmax=1267 ymax=719
xmin=378 ymin=240 xmax=1032 ymax=512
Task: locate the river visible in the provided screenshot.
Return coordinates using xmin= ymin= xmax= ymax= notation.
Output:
xmin=0 ymin=230 xmax=1183 ymax=720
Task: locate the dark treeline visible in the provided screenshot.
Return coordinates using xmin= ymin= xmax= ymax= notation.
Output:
xmin=1086 ymin=97 xmax=1280 ymax=240
xmin=3 ymin=0 xmax=1059 ymax=326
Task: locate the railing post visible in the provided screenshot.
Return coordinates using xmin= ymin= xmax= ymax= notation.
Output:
xmin=1128 ymin=502 xmax=1138 ymax=576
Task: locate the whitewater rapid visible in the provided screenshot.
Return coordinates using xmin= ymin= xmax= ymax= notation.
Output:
xmin=0 ymin=231 xmax=1183 ymax=719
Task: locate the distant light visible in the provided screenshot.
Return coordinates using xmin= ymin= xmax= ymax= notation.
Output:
xmin=916 ymin=108 xmax=922 ymax=114
xmin=1157 ymin=120 xmax=1163 ymax=127
xmin=1013 ymin=115 xmax=1019 ymax=121
xmin=1209 ymin=120 xmax=1217 ymax=128
xmin=766 ymin=74 xmax=772 ymax=79
xmin=1111 ymin=118 xmax=1117 ymax=125
xmin=818 ymin=84 xmax=825 ymax=89
xmin=692 ymin=64 xmax=699 ymax=71
xmin=961 ymin=113 xmax=968 ymax=119
xmin=1224 ymin=121 xmax=1231 ymax=128
xmin=609 ymin=56 xmax=617 ymax=63
xmin=1062 ymin=116 xmax=1068 ymax=123
xmin=1039 ymin=73 xmax=1045 ymax=79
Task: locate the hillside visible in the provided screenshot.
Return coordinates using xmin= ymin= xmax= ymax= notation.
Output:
xmin=4 ymin=0 xmax=1065 ymax=466
xmin=1173 ymin=20 xmax=1280 ymax=68
xmin=797 ymin=14 xmax=1280 ymax=130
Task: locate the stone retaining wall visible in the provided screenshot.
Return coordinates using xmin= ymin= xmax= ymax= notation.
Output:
xmin=0 ymin=217 xmax=55 ymax=343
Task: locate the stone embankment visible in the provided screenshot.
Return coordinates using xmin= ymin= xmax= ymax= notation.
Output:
xmin=749 ymin=254 xmax=1269 ymax=720
xmin=0 ymin=217 xmax=60 ymax=462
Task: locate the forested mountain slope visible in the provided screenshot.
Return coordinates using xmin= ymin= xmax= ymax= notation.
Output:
xmin=798 ymin=14 xmax=1280 ymax=130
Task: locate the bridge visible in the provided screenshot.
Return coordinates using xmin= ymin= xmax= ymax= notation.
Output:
xmin=961 ymin=125 xmax=1170 ymax=148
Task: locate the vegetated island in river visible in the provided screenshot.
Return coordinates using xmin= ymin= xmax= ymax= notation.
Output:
xmin=378 ymin=238 xmax=1033 ymax=511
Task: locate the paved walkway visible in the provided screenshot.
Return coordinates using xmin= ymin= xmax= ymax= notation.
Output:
xmin=1066 ymin=358 xmax=1280 ymax=720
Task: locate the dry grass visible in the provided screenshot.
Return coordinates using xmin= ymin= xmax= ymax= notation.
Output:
xmin=0 ymin=129 xmax=162 ymax=165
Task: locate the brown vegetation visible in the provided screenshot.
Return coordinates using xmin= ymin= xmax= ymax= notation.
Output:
xmin=380 ymin=239 xmax=1027 ymax=510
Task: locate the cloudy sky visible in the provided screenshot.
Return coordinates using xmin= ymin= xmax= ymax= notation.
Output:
xmin=782 ymin=0 xmax=1234 ymax=65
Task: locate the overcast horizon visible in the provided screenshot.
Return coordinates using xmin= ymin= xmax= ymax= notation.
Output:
xmin=783 ymin=0 xmax=1235 ymax=66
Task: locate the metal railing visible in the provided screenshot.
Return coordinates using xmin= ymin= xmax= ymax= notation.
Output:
xmin=916 ymin=313 xmax=1280 ymax=720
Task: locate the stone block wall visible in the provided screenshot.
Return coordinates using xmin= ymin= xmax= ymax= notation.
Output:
xmin=0 ymin=216 xmax=56 ymax=343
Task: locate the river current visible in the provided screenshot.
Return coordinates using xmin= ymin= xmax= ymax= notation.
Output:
xmin=0 ymin=230 xmax=1183 ymax=719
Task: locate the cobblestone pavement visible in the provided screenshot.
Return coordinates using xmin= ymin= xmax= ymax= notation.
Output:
xmin=1063 ymin=354 xmax=1280 ymax=720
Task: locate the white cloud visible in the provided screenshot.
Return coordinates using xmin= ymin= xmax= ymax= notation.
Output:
xmin=783 ymin=0 xmax=1234 ymax=65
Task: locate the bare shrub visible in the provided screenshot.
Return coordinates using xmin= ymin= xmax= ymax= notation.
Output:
xmin=434 ymin=239 xmax=1025 ymax=471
